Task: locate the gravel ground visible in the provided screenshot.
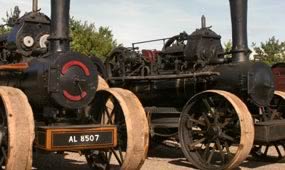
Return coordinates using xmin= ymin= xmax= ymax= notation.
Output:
xmin=32 ymin=143 xmax=285 ymax=170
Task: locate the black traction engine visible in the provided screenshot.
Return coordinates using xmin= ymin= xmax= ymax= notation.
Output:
xmin=105 ymin=0 xmax=285 ymax=169
xmin=0 ymin=0 xmax=149 ymax=169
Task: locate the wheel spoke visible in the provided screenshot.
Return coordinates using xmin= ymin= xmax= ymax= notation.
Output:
xmin=111 ymin=149 xmax=123 ymax=165
xmin=220 ymin=132 xmax=235 ymax=142
xmin=202 ymin=99 xmax=214 ymax=115
xmin=192 ymin=129 xmax=206 ymax=134
xmin=220 ymin=118 xmax=231 ymax=128
xmin=203 ymin=143 xmax=210 ymax=159
xmin=101 ymin=110 xmax=106 ymax=125
xmin=207 ymin=149 xmax=215 ymax=164
xmin=214 ymin=114 xmax=219 ymax=124
xmin=264 ymin=145 xmax=269 ymax=156
xmin=274 ymin=145 xmax=283 ymax=158
xmin=202 ymin=113 xmax=211 ymax=126
xmin=0 ymin=147 xmax=6 ymax=168
xmin=187 ymin=115 xmax=206 ymax=126
xmin=0 ymin=146 xmax=6 ymax=166
xmin=104 ymin=107 xmax=114 ymax=125
xmin=216 ymin=139 xmax=225 ymax=163
xmin=208 ymin=97 xmax=216 ymax=107
xmin=118 ymin=146 xmax=124 ymax=163
xmin=107 ymin=109 xmax=115 ymax=124
xmin=107 ymin=150 xmax=112 ymax=163
xmin=224 ymin=141 xmax=230 ymax=155
xmin=188 ymin=137 xmax=206 ymax=150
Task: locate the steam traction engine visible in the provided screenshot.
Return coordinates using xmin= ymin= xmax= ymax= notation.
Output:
xmin=106 ymin=0 xmax=285 ymax=169
xmin=0 ymin=0 xmax=149 ymax=170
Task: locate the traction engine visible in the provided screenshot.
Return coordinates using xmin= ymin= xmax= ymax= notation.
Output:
xmin=105 ymin=0 xmax=285 ymax=169
xmin=0 ymin=0 xmax=149 ymax=170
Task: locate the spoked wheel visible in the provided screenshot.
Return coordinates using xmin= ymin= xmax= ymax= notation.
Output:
xmin=85 ymin=88 xmax=149 ymax=170
xmin=251 ymin=91 xmax=285 ymax=162
xmin=105 ymin=47 xmax=127 ymax=78
xmin=0 ymin=87 xmax=34 ymax=170
xmin=271 ymin=91 xmax=285 ymax=119
xmin=179 ymin=90 xmax=254 ymax=170
xmin=251 ymin=144 xmax=285 ymax=162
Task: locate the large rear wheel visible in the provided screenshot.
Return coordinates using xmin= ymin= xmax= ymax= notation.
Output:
xmin=179 ymin=90 xmax=254 ymax=170
xmin=85 ymin=88 xmax=149 ymax=170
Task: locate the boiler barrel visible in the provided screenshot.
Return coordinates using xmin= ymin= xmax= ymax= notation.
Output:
xmin=115 ymin=79 xmax=199 ymax=107
xmin=113 ymin=62 xmax=274 ymax=108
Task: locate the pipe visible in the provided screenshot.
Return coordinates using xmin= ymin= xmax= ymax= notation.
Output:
xmin=108 ymin=72 xmax=220 ymax=80
xmin=49 ymin=0 xmax=70 ymax=53
xmin=201 ymin=15 xmax=206 ymax=28
xmin=32 ymin=0 xmax=38 ymax=12
xmin=229 ymin=0 xmax=250 ymax=62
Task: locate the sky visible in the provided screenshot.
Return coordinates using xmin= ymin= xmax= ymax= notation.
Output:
xmin=0 ymin=0 xmax=284 ymax=49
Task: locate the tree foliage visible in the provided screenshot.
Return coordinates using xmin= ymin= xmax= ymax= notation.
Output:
xmin=223 ymin=40 xmax=232 ymax=53
xmin=70 ymin=18 xmax=117 ymax=59
xmin=0 ymin=6 xmax=20 ymax=34
xmin=0 ymin=26 xmax=9 ymax=34
xmin=252 ymin=36 xmax=285 ymax=65
xmin=223 ymin=40 xmax=232 ymax=58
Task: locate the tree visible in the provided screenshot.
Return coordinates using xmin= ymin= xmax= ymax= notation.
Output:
xmin=70 ymin=18 xmax=117 ymax=60
xmin=223 ymin=40 xmax=232 ymax=58
xmin=0 ymin=6 xmax=20 ymax=34
xmin=224 ymin=40 xmax=232 ymax=53
xmin=252 ymin=36 xmax=285 ymax=65
xmin=0 ymin=26 xmax=9 ymax=34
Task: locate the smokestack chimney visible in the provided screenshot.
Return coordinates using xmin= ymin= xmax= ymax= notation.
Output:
xmin=229 ymin=0 xmax=250 ymax=62
xmin=32 ymin=0 xmax=38 ymax=12
xmin=49 ymin=0 xmax=70 ymax=53
xmin=201 ymin=15 xmax=206 ymax=28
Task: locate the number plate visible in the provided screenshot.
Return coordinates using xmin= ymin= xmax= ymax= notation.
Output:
xmin=35 ymin=125 xmax=117 ymax=151
xmin=52 ymin=131 xmax=113 ymax=147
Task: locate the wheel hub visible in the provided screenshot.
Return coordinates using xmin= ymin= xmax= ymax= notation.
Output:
xmin=207 ymin=125 xmax=222 ymax=139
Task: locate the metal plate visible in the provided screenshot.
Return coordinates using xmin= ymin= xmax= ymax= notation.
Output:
xmin=35 ymin=125 xmax=117 ymax=151
xmin=52 ymin=131 xmax=114 ymax=147
xmin=255 ymin=120 xmax=285 ymax=143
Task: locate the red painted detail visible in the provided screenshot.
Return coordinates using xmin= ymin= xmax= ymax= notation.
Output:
xmin=63 ymin=90 xmax=87 ymax=101
xmin=142 ymin=50 xmax=159 ymax=63
xmin=272 ymin=66 xmax=285 ymax=91
xmin=62 ymin=60 xmax=90 ymax=76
